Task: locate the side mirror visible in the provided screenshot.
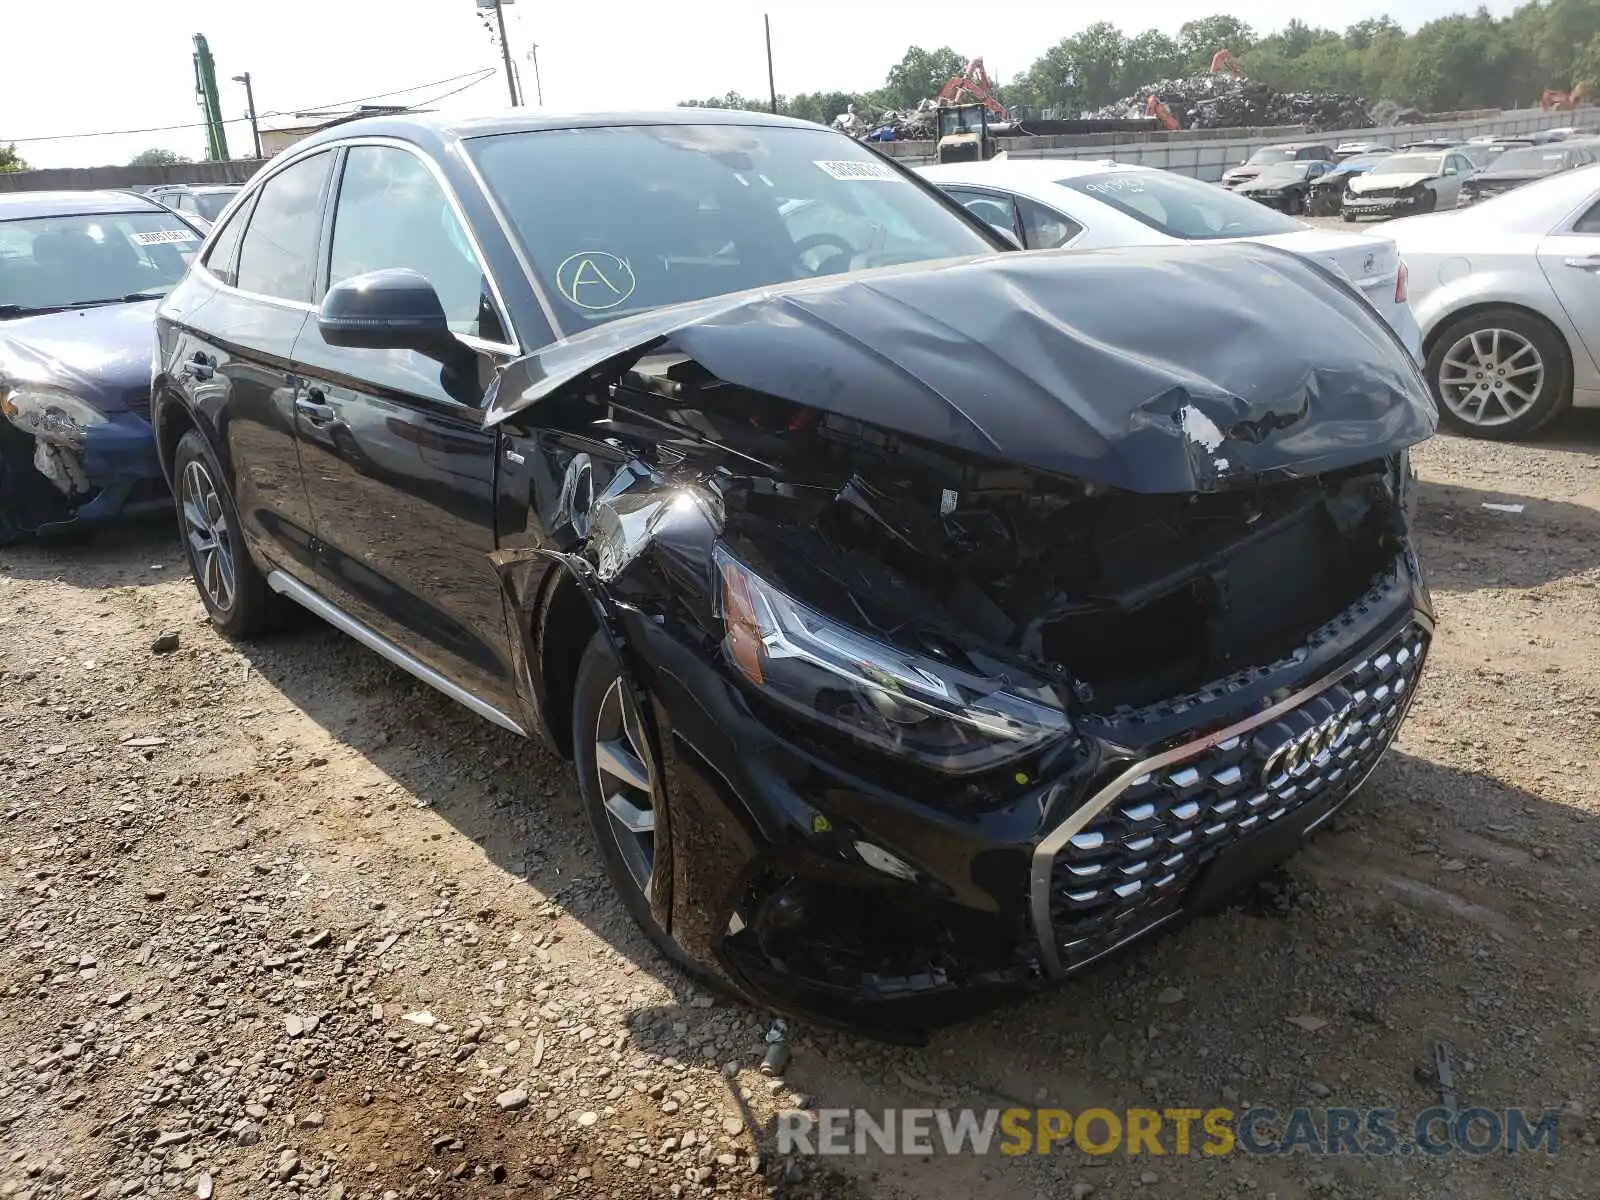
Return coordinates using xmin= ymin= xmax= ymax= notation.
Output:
xmin=318 ymin=268 xmax=458 ymax=359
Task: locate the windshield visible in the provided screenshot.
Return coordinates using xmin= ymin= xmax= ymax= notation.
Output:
xmin=1491 ymin=147 xmax=1573 ymax=172
xmin=195 ymin=190 xmax=238 ymax=220
xmin=1246 ymin=147 xmax=1297 ymax=165
xmin=0 ymin=210 xmax=200 ymax=316
xmin=1373 ymin=154 xmax=1443 ymax=175
xmin=468 ymin=123 xmax=998 ymax=328
xmin=1058 ymin=170 xmax=1303 ymax=239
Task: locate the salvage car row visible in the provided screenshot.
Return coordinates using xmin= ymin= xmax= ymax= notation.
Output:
xmin=0 ymin=108 xmax=1594 ymax=1035
xmin=1216 ymin=131 xmax=1600 ymax=219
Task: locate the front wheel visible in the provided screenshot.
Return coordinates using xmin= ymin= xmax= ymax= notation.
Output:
xmin=570 ymin=632 xmax=704 ymax=976
xmin=172 ymin=429 xmax=285 ymax=638
xmin=1426 ymin=309 xmax=1572 ymax=439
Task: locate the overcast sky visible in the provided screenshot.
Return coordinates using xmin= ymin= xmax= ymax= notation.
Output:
xmin=6 ymin=0 xmax=1520 ymax=169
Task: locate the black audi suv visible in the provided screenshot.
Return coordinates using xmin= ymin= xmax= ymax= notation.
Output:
xmin=152 ymin=109 xmax=1435 ymax=1038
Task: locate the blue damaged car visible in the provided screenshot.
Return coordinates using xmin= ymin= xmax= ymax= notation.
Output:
xmin=1 ymin=190 xmax=206 ymax=543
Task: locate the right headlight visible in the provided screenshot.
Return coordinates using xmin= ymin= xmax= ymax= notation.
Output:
xmin=714 ymin=547 xmax=1071 ymax=775
xmin=1 ymin=385 xmax=108 ymax=447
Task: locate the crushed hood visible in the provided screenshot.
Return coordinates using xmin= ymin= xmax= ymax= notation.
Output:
xmin=490 ymin=242 xmax=1435 ymax=494
xmin=0 ymin=300 xmax=159 ymax=412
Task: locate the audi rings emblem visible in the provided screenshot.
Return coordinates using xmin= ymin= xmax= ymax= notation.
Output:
xmin=1261 ymin=704 xmax=1357 ymax=784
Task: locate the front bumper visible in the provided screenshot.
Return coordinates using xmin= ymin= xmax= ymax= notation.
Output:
xmin=1241 ymin=191 xmax=1296 ymax=211
xmin=1342 ymin=192 xmax=1430 ymax=219
xmin=634 ymin=557 xmax=1432 ymax=1035
xmin=21 ymin=414 xmax=167 ymax=533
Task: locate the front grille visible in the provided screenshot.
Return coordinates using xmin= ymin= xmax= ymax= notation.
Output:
xmin=1043 ymin=621 xmax=1427 ymax=972
xmin=124 ymin=388 xmax=152 ymax=424
xmin=1352 ymin=188 xmax=1400 ymax=199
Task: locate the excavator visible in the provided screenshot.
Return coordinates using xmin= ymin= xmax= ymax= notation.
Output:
xmin=1542 ymin=82 xmax=1591 ymax=110
xmin=1145 ymin=49 xmax=1247 ymax=131
xmin=934 ymin=58 xmax=1009 ymax=163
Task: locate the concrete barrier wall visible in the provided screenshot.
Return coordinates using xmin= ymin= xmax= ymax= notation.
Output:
xmin=0 ymin=160 xmax=267 ymax=194
xmin=879 ymin=105 xmax=1600 ymax=179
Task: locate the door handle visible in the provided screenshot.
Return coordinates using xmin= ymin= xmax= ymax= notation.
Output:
xmin=1564 ymin=256 xmax=1600 ymax=272
xmin=295 ymin=390 xmax=336 ymax=424
xmin=181 ymin=351 xmax=215 ymax=381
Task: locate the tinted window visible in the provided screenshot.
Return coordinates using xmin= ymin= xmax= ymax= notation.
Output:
xmin=234 ymin=152 xmax=333 ymax=302
xmin=1015 ymin=195 xmax=1082 ymax=249
xmin=329 ymin=145 xmax=495 ymax=338
xmin=0 ymin=210 xmax=203 ymax=314
xmin=1494 ymin=147 xmax=1577 ymax=171
xmin=195 ymin=190 xmax=237 ymax=220
xmin=469 ymin=124 xmax=998 ymax=328
xmin=943 ymin=188 xmax=1019 ymax=237
xmin=203 ymin=194 xmax=253 ymax=286
xmin=1576 ymin=200 xmax=1600 ymax=233
xmin=1058 ymin=170 xmax=1303 ymax=239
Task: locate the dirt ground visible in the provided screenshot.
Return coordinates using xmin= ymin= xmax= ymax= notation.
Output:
xmin=4 ymin=411 xmax=1600 ymax=1200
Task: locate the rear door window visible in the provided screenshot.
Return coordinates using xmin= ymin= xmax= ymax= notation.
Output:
xmin=234 ymin=151 xmax=334 ymax=303
xmin=203 ymin=193 xmax=254 ymax=286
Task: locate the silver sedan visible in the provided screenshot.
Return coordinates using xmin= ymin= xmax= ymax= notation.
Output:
xmin=1384 ymin=163 xmax=1600 ymax=438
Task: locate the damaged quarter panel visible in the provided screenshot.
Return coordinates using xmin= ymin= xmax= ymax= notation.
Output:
xmin=489 ymin=241 xmax=1436 ymax=1030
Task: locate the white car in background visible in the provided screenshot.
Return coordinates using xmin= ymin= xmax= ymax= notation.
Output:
xmin=918 ymin=158 xmax=1422 ymax=360
xmin=1383 ymin=163 xmax=1600 ymax=438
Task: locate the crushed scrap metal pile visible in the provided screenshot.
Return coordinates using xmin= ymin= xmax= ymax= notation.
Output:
xmin=1091 ymin=75 xmax=1375 ymax=132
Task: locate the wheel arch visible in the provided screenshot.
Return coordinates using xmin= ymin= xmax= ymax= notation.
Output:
xmin=1420 ymin=299 xmax=1575 ymax=371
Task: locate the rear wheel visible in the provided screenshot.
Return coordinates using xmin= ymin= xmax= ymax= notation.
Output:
xmin=1427 ymin=308 xmax=1572 ymax=439
xmin=172 ymin=429 xmax=284 ymax=637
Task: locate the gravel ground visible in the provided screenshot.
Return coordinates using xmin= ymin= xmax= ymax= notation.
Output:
xmin=5 ymin=411 xmax=1600 ymax=1200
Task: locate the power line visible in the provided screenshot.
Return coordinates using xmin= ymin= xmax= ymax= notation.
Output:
xmin=2 ymin=68 xmax=498 ymax=144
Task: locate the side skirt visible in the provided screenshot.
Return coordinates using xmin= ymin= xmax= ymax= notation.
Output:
xmin=266 ymin=569 xmax=528 ymax=737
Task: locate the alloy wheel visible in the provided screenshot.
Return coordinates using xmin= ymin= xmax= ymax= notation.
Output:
xmin=592 ymin=678 xmax=657 ymax=899
xmin=181 ymin=459 xmax=237 ymax=611
xmin=1436 ymin=328 xmax=1545 ymax=428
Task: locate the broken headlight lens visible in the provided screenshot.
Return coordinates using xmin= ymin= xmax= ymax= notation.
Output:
xmin=714 ymin=547 xmax=1070 ymax=774
xmin=0 ymin=386 xmax=108 ymax=447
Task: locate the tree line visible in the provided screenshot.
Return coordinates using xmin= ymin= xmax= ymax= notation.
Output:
xmin=681 ymin=1 xmax=1600 ymax=125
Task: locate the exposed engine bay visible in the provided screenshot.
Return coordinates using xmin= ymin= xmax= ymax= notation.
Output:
xmin=491 ymin=239 xmax=1436 ymax=1031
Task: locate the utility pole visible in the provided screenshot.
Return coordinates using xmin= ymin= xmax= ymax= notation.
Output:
xmin=764 ymin=14 xmax=778 ymax=114
xmin=493 ymin=0 xmax=519 ymax=106
xmin=232 ymin=72 xmax=262 ymax=159
xmin=529 ymin=42 xmax=544 ymax=106
xmin=192 ymin=34 xmax=230 ymax=161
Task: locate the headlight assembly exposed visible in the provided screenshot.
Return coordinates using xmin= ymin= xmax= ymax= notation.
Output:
xmin=714 ymin=547 xmax=1071 ymax=774
xmin=0 ymin=386 xmax=108 ymax=446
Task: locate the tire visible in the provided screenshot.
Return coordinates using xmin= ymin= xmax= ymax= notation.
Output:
xmin=1341 ymin=210 xmax=1357 ymax=222
xmin=1420 ymin=190 xmax=1438 ymax=213
xmin=570 ymin=631 xmax=703 ymax=976
xmin=1426 ymin=308 xmax=1572 ymax=440
xmin=171 ymin=429 xmax=284 ymax=638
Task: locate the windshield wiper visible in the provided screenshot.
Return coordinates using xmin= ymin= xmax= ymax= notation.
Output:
xmin=120 ymin=289 xmax=171 ymax=302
